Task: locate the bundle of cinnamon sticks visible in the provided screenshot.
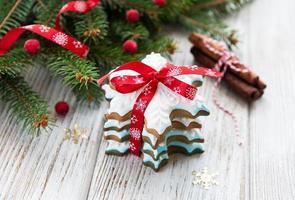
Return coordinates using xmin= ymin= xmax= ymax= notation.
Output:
xmin=189 ymin=33 xmax=266 ymax=101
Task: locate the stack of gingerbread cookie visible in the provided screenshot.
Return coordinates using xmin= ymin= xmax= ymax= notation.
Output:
xmin=102 ymin=53 xmax=210 ymax=171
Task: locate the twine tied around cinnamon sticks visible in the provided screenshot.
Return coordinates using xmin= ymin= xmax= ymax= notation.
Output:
xmin=189 ymin=33 xmax=266 ymax=101
xmin=189 ymin=33 xmax=267 ymax=145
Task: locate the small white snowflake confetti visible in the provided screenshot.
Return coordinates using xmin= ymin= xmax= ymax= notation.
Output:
xmin=74 ymin=1 xmax=87 ymax=12
xmin=135 ymin=99 xmax=147 ymax=112
xmin=39 ymin=25 xmax=50 ymax=33
xmin=192 ymin=167 xmax=219 ymax=190
xmin=130 ymin=128 xmax=141 ymax=140
xmin=64 ymin=123 xmax=88 ymax=144
xmin=52 ymin=32 xmax=68 ymax=46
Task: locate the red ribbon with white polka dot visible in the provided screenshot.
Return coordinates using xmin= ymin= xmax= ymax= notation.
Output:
xmin=0 ymin=0 xmax=100 ymax=58
xmin=97 ymin=61 xmax=222 ymax=156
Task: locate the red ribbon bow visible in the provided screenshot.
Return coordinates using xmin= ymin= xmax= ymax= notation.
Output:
xmin=97 ymin=61 xmax=222 ymax=156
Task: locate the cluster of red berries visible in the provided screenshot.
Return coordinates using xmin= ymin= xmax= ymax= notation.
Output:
xmin=123 ymin=0 xmax=167 ymax=54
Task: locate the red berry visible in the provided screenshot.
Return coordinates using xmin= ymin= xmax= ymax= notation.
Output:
xmin=153 ymin=0 xmax=167 ymax=7
xmin=24 ymin=39 xmax=40 ymax=55
xmin=55 ymin=101 xmax=70 ymax=116
xmin=123 ymin=40 xmax=138 ymax=53
xmin=126 ymin=9 xmax=140 ymax=22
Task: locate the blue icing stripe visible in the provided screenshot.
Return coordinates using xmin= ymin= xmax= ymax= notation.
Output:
xmin=141 ymin=128 xmax=204 ymax=147
xmin=106 ymin=141 xmax=128 ymax=153
xmin=168 ymin=141 xmax=204 ymax=153
xmin=104 ymin=120 xmax=129 ymax=129
xmin=143 ymin=152 xmax=168 ymax=169
xmin=195 ymin=101 xmax=210 ymax=115
xmin=142 ymin=142 xmax=167 ymax=158
xmin=105 ymin=129 xmax=129 ymax=139
xmin=143 ymin=140 xmax=204 ymax=159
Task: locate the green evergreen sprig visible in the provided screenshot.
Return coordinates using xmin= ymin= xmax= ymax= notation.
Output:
xmin=0 ymin=0 xmax=250 ymax=134
xmin=0 ymin=75 xmax=51 ymax=135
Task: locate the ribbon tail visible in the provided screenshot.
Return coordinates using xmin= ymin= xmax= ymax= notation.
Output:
xmin=129 ymin=80 xmax=158 ymax=156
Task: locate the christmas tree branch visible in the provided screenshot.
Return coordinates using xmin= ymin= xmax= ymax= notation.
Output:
xmin=45 ymin=50 xmax=103 ymax=104
xmin=0 ymin=0 xmax=35 ymax=36
xmin=0 ymin=0 xmax=22 ymax=30
xmin=0 ymin=48 xmax=32 ymax=77
xmin=193 ymin=0 xmax=229 ymax=10
xmin=0 ymin=75 xmax=51 ymax=134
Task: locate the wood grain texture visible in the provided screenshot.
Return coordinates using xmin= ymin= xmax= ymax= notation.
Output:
xmin=247 ymin=0 xmax=295 ymax=199
xmin=87 ymin=31 xmax=249 ymax=200
xmin=1 ymin=0 xmax=295 ymax=199
xmin=0 ymin=67 xmax=108 ymax=200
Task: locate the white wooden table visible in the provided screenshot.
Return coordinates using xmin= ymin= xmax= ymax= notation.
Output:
xmin=1 ymin=0 xmax=295 ymax=199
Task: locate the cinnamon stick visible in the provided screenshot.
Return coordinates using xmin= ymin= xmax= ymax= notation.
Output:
xmin=189 ymin=33 xmax=266 ymax=90
xmin=191 ymin=47 xmax=263 ymax=101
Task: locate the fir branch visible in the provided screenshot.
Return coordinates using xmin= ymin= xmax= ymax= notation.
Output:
xmin=193 ymin=0 xmax=229 ymax=10
xmin=0 ymin=48 xmax=31 ymax=77
xmin=45 ymin=50 xmax=103 ymax=104
xmin=0 ymin=0 xmax=22 ymax=30
xmin=0 ymin=75 xmax=51 ymax=134
xmin=72 ymin=7 xmax=109 ymax=45
xmin=0 ymin=0 xmax=35 ymax=37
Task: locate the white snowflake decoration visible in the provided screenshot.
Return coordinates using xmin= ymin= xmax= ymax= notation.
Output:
xmin=163 ymin=77 xmax=174 ymax=85
xmin=74 ymin=1 xmax=87 ymax=12
xmin=133 ymin=76 xmax=144 ymax=84
xmin=39 ymin=25 xmax=50 ymax=33
xmin=192 ymin=167 xmax=219 ymax=190
xmin=173 ymin=86 xmax=181 ymax=94
xmin=143 ymin=85 xmax=152 ymax=96
xmin=52 ymin=32 xmax=68 ymax=46
xmin=205 ymin=69 xmax=217 ymax=77
xmin=130 ymin=128 xmax=141 ymax=140
xmin=135 ymin=99 xmax=147 ymax=112
xmin=131 ymin=116 xmax=138 ymax=124
xmin=185 ymin=87 xmax=197 ymax=99
xmin=168 ymin=66 xmax=182 ymax=76
xmin=73 ymin=41 xmax=83 ymax=48
xmin=129 ymin=142 xmax=136 ymax=151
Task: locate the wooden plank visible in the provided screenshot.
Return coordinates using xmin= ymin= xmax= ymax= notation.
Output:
xmin=248 ymin=0 xmax=295 ymax=199
xmin=0 ymin=67 xmax=108 ymax=200
xmin=87 ymin=31 xmax=249 ymax=200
